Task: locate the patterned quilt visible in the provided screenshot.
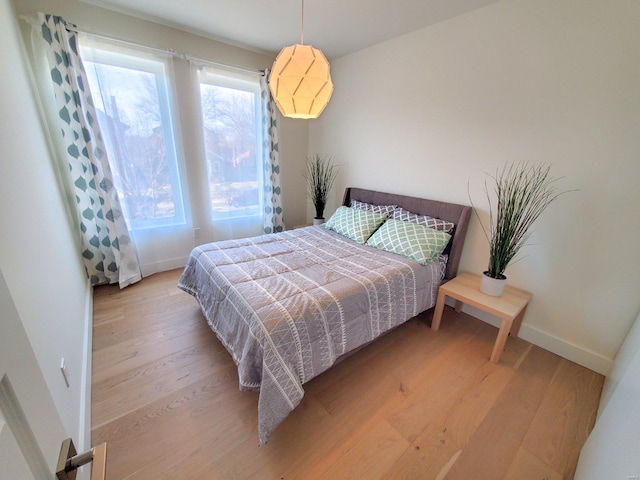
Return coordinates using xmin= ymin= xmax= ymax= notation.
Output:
xmin=178 ymin=226 xmax=446 ymax=444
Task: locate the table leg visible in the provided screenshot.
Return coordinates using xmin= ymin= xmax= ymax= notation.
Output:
xmin=490 ymin=317 xmax=513 ymax=363
xmin=510 ymin=304 xmax=528 ymax=338
xmin=431 ymin=291 xmax=447 ymax=331
xmin=454 ymin=299 xmax=464 ymax=313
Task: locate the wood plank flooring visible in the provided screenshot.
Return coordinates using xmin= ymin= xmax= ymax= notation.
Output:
xmin=91 ymin=269 xmax=603 ymax=479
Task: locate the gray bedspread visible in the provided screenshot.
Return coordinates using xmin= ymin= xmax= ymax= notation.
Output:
xmin=178 ymin=225 xmax=446 ymax=444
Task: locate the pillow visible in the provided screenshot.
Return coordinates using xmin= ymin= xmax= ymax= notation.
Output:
xmin=325 ymin=206 xmax=388 ymax=244
xmin=366 ymin=219 xmax=451 ymax=265
xmin=350 ymin=199 xmax=396 ymax=216
xmin=391 ymin=207 xmax=455 ymax=233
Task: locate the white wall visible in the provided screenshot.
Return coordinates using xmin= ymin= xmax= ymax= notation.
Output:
xmin=575 ymin=310 xmax=640 ymax=478
xmin=309 ymin=0 xmax=640 ymax=373
xmin=279 ymin=117 xmax=310 ymax=228
xmin=1 ymin=0 xmax=91 ymax=448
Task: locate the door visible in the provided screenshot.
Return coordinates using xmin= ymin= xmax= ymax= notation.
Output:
xmin=0 ymin=269 xmax=68 ymax=479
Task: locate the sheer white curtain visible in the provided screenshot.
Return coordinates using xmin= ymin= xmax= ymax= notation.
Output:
xmin=196 ymin=65 xmax=267 ymax=240
xmin=79 ymin=35 xmax=193 ymax=276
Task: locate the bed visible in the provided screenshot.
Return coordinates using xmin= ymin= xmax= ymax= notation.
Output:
xmin=178 ymin=187 xmax=471 ymax=444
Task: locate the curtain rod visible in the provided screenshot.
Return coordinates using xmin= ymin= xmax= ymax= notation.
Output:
xmin=183 ymin=55 xmax=263 ymax=76
xmin=19 ymin=14 xmax=262 ymax=75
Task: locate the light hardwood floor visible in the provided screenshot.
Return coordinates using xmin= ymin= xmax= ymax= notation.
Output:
xmin=92 ymin=269 xmax=603 ymax=479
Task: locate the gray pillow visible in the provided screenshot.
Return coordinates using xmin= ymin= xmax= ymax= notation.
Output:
xmin=391 ymin=207 xmax=455 ymax=233
xmin=350 ymin=199 xmax=396 ymax=216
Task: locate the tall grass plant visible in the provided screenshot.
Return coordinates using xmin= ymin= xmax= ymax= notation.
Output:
xmin=472 ymin=162 xmax=570 ymax=279
xmin=304 ymin=154 xmax=340 ymax=220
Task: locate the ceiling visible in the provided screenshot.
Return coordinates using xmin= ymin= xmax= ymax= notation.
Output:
xmin=80 ymin=0 xmax=500 ymax=59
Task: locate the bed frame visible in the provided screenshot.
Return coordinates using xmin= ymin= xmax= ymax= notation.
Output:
xmin=342 ymin=187 xmax=472 ymax=280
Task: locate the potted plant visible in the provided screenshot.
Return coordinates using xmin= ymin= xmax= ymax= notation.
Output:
xmin=472 ymin=162 xmax=570 ymax=296
xmin=304 ymin=154 xmax=340 ymax=225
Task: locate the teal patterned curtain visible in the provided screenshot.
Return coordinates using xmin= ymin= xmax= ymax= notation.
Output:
xmin=38 ymin=13 xmax=141 ymax=287
xmin=260 ymin=69 xmax=285 ymax=233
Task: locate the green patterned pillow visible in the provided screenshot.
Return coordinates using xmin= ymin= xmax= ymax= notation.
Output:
xmin=366 ymin=219 xmax=451 ymax=265
xmin=325 ymin=206 xmax=388 ymax=244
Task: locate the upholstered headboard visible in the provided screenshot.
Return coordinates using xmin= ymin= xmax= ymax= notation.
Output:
xmin=342 ymin=187 xmax=472 ymax=281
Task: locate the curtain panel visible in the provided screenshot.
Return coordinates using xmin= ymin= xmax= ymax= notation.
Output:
xmin=38 ymin=13 xmax=141 ymax=287
xmin=260 ymin=69 xmax=285 ymax=233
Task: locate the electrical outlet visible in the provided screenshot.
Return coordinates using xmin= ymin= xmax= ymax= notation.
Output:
xmin=193 ymin=227 xmax=201 ymax=239
xmin=60 ymin=358 xmax=70 ymax=388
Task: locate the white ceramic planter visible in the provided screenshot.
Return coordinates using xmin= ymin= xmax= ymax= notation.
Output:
xmin=480 ymin=272 xmax=506 ymax=296
xmin=313 ymin=218 xmax=325 ymax=226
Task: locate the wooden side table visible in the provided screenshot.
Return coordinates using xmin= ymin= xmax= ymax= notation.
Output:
xmin=431 ymin=272 xmax=532 ymax=363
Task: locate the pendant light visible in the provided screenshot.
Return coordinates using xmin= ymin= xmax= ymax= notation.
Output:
xmin=268 ymin=0 xmax=333 ymax=119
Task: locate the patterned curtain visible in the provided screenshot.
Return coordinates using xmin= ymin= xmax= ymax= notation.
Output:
xmin=260 ymin=69 xmax=285 ymax=233
xmin=38 ymin=13 xmax=141 ymax=287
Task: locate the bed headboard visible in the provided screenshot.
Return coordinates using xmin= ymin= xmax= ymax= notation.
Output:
xmin=342 ymin=187 xmax=472 ymax=281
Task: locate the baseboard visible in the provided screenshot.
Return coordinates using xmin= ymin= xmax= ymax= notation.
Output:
xmin=79 ymin=279 xmax=92 ymax=451
xmin=447 ymin=299 xmax=613 ymax=376
xmin=518 ymin=324 xmax=612 ymax=376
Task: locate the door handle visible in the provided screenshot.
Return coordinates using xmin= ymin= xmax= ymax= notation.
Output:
xmin=56 ymin=438 xmax=107 ymax=480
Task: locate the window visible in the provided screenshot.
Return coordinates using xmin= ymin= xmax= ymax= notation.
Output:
xmin=198 ymin=68 xmax=263 ymax=222
xmin=80 ymin=40 xmax=185 ymax=230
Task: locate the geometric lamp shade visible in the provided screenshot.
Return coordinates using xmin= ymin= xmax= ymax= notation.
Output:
xmin=268 ymin=44 xmax=333 ymax=119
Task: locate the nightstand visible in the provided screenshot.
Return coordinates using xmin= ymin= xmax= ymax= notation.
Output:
xmin=431 ymin=272 xmax=532 ymax=363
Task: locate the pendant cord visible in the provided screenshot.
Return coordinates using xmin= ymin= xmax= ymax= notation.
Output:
xmin=300 ymin=0 xmax=304 ymax=45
